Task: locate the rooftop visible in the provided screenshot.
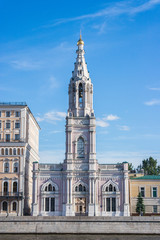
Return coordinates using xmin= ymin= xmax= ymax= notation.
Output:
xmin=131 ymin=175 xmax=160 ymax=180
xmin=0 ymin=102 xmax=27 ymax=106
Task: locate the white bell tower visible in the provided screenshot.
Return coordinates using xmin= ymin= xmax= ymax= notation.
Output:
xmin=64 ymin=35 xmax=98 ymax=216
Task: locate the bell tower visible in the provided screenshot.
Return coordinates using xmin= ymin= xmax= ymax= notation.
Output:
xmin=64 ymin=35 xmax=98 ymax=216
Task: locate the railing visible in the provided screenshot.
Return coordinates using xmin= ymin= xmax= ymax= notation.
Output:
xmin=0 ymin=192 xmax=23 ymax=199
xmin=0 ymin=138 xmax=25 ymax=143
xmin=0 ymin=102 xmax=27 ymax=106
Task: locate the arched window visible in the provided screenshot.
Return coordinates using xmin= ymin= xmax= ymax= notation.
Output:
xmin=79 ymin=83 xmax=83 ymax=107
xmin=17 ymin=148 xmax=20 ymax=155
xmin=1 ymin=148 xmax=4 ymax=155
xmin=79 ymin=184 xmax=82 ymax=192
xmin=48 ymin=184 xmax=52 ymax=191
xmin=4 ymin=162 xmax=9 ymax=173
xmin=106 ymin=184 xmax=116 ymax=192
xmin=2 ymin=201 xmax=7 ymax=211
xmin=13 ymin=162 xmax=18 ymax=173
xmin=77 ymin=137 xmax=84 ymax=158
xmin=83 ymin=186 xmax=86 ymax=192
xmin=13 ymin=148 xmax=16 ymax=155
xmin=5 ymin=148 xmax=8 ymax=155
xmin=45 ymin=184 xmax=56 ymax=192
xmin=13 ymin=182 xmax=17 ymax=193
xmin=3 ymin=182 xmax=8 ymax=194
xmin=109 ymin=184 xmax=113 ymax=192
xmin=12 ymin=202 xmax=17 ymax=211
xmin=75 ymin=186 xmax=78 ymax=192
xmin=9 ymin=148 xmax=12 ymax=155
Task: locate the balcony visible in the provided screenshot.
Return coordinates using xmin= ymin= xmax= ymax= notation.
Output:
xmin=0 ymin=192 xmax=23 ymax=199
xmin=0 ymin=138 xmax=25 ymax=143
xmin=0 ymin=102 xmax=27 ymax=106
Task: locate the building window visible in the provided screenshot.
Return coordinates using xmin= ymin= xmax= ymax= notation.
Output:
xmin=6 ymin=111 xmax=10 ymax=117
xmin=75 ymin=184 xmax=86 ymax=192
xmin=45 ymin=198 xmax=49 ymax=211
xmin=2 ymin=201 xmax=8 ymax=211
xmin=13 ymin=148 xmax=16 ymax=155
xmin=15 ymin=134 xmax=20 ymax=140
xmin=6 ymin=134 xmax=10 ymax=142
xmin=13 ymin=162 xmax=18 ymax=173
xmin=140 ymin=187 xmax=145 ymax=197
xmin=0 ymin=134 xmax=1 ymax=140
xmin=79 ymin=83 xmax=83 ymax=107
xmin=106 ymin=197 xmax=116 ymax=212
xmin=153 ymin=187 xmax=157 ymax=197
xmin=45 ymin=198 xmax=55 ymax=212
xmin=0 ymin=120 xmax=1 ymax=128
xmin=15 ymin=122 xmax=20 ymax=128
xmin=153 ymin=205 xmax=157 ymax=213
xmin=77 ymin=137 xmax=84 ymax=158
xmin=45 ymin=184 xmax=55 ymax=192
xmin=13 ymin=182 xmax=18 ymax=193
xmin=106 ymin=198 xmax=110 ymax=212
xmin=5 ymin=148 xmax=8 ymax=155
xmin=4 ymin=162 xmax=9 ymax=173
xmin=6 ymin=121 xmax=10 ymax=129
xmin=3 ymin=182 xmax=8 ymax=194
xmin=106 ymin=184 xmax=116 ymax=192
xmin=15 ymin=111 xmax=20 ymax=117
xmin=12 ymin=202 xmax=17 ymax=211
xmin=0 ymin=111 xmax=1 ymax=117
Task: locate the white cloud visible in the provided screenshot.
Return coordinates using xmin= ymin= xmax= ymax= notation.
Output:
xmin=42 ymin=0 xmax=160 ymax=28
xmin=119 ymin=125 xmax=130 ymax=131
xmin=96 ymin=119 xmax=110 ymax=127
xmin=103 ymin=114 xmax=120 ymax=121
xmin=10 ymin=60 xmax=42 ymax=70
xmin=36 ymin=110 xmax=66 ymax=124
xmin=149 ymin=87 xmax=160 ymax=91
xmin=144 ymin=99 xmax=160 ymax=106
xmin=97 ymin=150 xmax=160 ymax=166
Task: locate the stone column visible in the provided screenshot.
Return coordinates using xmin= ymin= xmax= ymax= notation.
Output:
xmin=89 ymin=178 xmax=92 ymax=204
xmin=123 ymin=162 xmax=130 ymax=216
xmin=69 ymin=178 xmax=72 ymax=204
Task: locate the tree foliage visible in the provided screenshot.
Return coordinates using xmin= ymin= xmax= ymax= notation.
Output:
xmin=137 ymin=157 xmax=160 ymax=175
xmin=136 ymin=192 xmax=145 ymax=215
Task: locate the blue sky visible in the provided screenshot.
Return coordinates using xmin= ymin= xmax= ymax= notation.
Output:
xmin=1 ymin=0 xmax=160 ymax=167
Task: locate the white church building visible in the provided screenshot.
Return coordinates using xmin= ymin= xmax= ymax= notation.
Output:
xmin=32 ymin=36 xmax=130 ymax=217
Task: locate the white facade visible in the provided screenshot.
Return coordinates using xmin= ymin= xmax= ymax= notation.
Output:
xmin=32 ymin=37 xmax=130 ymax=217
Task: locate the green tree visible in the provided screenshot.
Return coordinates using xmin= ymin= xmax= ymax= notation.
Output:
xmin=128 ymin=163 xmax=135 ymax=172
xmin=136 ymin=192 xmax=145 ymax=216
xmin=137 ymin=157 xmax=160 ymax=175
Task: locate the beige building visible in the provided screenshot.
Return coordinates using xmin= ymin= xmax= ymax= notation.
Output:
xmin=0 ymin=102 xmax=40 ymax=216
xmin=129 ymin=175 xmax=160 ymax=215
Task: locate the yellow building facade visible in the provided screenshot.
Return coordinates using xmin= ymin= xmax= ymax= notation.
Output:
xmin=0 ymin=102 xmax=40 ymax=216
xmin=129 ymin=175 xmax=160 ymax=215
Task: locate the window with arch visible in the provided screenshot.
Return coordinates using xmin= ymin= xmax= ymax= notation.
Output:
xmin=13 ymin=182 xmax=18 ymax=193
xmin=13 ymin=162 xmax=18 ymax=173
xmin=2 ymin=201 xmax=8 ymax=211
xmin=12 ymin=202 xmax=17 ymax=211
xmin=106 ymin=184 xmax=116 ymax=192
xmin=17 ymin=148 xmax=20 ymax=155
xmin=9 ymin=148 xmax=12 ymax=155
xmin=75 ymin=184 xmax=86 ymax=192
xmin=77 ymin=137 xmax=84 ymax=158
xmin=45 ymin=184 xmax=55 ymax=192
xmin=13 ymin=148 xmax=16 ymax=155
xmin=1 ymin=148 xmax=4 ymax=155
xmin=3 ymin=182 xmax=8 ymax=194
xmin=4 ymin=162 xmax=9 ymax=173
xmin=79 ymin=83 xmax=83 ymax=107
xmin=5 ymin=148 xmax=8 ymax=155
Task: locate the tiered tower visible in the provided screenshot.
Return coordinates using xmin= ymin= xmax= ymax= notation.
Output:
xmin=64 ymin=35 xmax=98 ymax=216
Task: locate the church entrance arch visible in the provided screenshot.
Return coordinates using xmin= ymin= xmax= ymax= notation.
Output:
xmin=73 ymin=182 xmax=88 ymax=216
